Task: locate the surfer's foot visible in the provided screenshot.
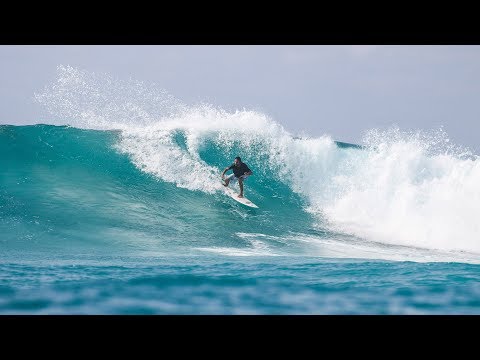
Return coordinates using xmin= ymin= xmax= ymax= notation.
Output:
xmin=222 ymin=181 xmax=228 ymax=187
xmin=238 ymin=194 xmax=244 ymax=198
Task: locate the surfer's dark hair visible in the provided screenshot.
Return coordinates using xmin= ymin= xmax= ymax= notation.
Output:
xmin=235 ymin=156 xmax=241 ymax=161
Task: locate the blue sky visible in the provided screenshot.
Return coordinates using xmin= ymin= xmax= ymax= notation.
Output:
xmin=1 ymin=45 xmax=479 ymax=152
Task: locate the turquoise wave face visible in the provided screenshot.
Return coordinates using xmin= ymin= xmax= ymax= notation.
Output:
xmin=2 ymin=124 xmax=479 ymax=264
xmin=0 ymin=125 xmax=319 ymax=257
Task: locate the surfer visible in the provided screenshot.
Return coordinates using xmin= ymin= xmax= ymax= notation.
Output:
xmin=221 ymin=156 xmax=253 ymax=198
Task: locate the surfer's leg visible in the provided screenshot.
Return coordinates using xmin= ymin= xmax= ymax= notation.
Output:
xmin=238 ymin=177 xmax=244 ymax=197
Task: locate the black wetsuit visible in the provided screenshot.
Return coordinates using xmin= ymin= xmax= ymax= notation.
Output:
xmin=228 ymin=162 xmax=251 ymax=178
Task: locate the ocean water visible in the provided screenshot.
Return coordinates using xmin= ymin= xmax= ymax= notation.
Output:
xmin=1 ymin=65 xmax=479 ymax=314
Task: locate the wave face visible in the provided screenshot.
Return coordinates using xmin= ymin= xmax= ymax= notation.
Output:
xmin=2 ymin=65 xmax=479 ymax=263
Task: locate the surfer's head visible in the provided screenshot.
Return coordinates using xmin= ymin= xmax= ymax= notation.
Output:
xmin=234 ymin=156 xmax=241 ymax=165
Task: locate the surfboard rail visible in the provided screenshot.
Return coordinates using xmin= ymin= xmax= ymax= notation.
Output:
xmin=222 ymin=183 xmax=258 ymax=208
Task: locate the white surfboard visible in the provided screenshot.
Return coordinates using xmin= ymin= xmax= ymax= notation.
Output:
xmin=222 ymin=181 xmax=258 ymax=208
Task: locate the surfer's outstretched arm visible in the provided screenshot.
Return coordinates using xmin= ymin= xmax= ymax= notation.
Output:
xmin=221 ymin=167 xmax=229 ymax=179
xmin=221 ymin=167 xmax=231 ymax=186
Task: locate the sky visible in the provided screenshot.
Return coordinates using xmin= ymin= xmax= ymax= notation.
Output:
xmin=1 ymin=45 xmax=479 ymax=152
